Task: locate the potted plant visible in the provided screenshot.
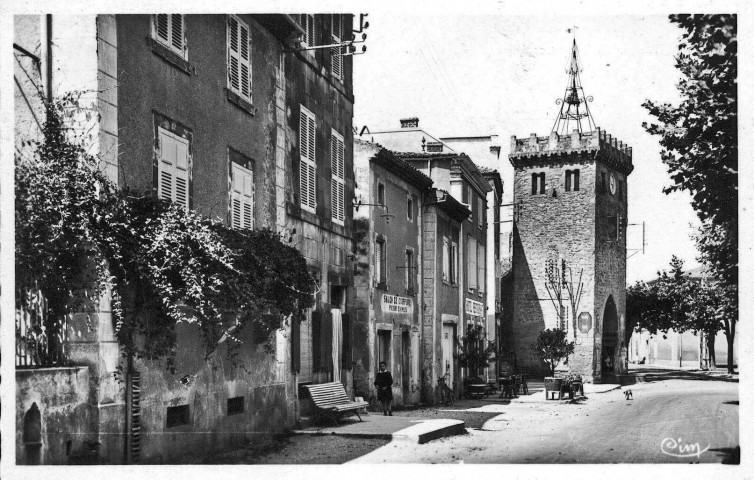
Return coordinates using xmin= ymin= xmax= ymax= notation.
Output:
xmin=534 ymin=328 xmax=576 ymax=400
xmin=456 ymin=325 xmax=496 ymax=393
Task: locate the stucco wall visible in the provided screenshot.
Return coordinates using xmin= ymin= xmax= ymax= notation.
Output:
xmin=16 ymin=367 xmax=96 ymax=465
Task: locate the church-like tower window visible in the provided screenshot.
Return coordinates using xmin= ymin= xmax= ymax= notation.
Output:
xmin=531 ymin=172 xmax=545 ymax=195
xmin=565 ymin=169 xmax=580 ymax=192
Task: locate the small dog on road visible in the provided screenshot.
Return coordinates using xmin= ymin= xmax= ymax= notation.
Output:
xmin=624 ymin=389 xmax=633 ymax=400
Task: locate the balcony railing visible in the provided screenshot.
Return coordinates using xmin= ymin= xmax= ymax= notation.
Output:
xmin=16 ymin=287 xmax=69 ymax=368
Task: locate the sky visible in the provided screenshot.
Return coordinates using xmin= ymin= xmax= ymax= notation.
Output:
xmin=353 ymin=14 xmax=703 ymax=283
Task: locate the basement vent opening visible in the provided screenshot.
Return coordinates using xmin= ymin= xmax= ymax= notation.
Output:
xmin=166 ymin=405 xmax=190 ymax=428
xmin=227 ymin=396 xmax=245 ymax=416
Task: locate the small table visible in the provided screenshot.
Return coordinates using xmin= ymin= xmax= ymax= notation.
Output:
xmin=467 ymin=384 xmax=488 ymax=399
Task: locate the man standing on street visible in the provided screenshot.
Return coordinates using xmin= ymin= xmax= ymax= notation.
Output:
xmin=374 ymin=361 xmax=393 ymax=416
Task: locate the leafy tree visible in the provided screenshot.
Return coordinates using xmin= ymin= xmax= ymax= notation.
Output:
xmin=456 ymin=325 xmax=496 ymax=380
xmin=533 ymin=328 xmax=575 ymax=376
xmin=626 ymin=257 xmax=736 ymax=372
xmin=16 ymin=93 xmax=314 ymax=372
xmin=642 ymin=15 xmax=737 ymax=371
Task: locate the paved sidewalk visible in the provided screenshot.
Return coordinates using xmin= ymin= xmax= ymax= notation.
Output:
xmin=292 ymin=413 xmax=465 ymax=444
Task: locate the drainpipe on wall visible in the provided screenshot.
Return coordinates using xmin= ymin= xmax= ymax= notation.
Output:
xmin=46 ymin=14 xmax=52 ymax=103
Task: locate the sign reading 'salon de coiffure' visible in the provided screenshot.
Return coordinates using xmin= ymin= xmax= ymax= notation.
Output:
xmin=465 ymin=298 xmax=484 ymax=317
xmin=381 ymin=294 xmax=414 ymax=315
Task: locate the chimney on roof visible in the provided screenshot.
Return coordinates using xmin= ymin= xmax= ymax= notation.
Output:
xmin=400 ymin=117 xmax=419 ymax=129
xmin=426 ymin=142 xmax=443 ymax=153
xmin=490 ymin=145 xmax=501 ymax=158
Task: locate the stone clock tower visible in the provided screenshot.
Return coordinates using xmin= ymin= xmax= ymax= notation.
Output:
xmin=507 ymin=40 xmax=634 ymax=381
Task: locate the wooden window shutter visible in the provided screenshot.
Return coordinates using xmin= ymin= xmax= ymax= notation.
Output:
xmin=311 ymin=311 xmax=322 ymax=372
xmin=321 ymin=310 xmax=333 ymax=373
xmin=227 ymin=15 xmax=251 ymax=100
xmin=442 ymin=237 xmax=450 ymax=281
xmin=155 ymin=15 xmax=184 ymax=57
xmin=330 ymin=130 xmax=345 ymax=224
xmin=330 ymin=15 xmax=342 ymax=80
xmin=158 ymin=128 xmax=190 ymax=211
xmin=479 ymin=244 xmax=486 ymax=293
xmin=300 ymin=106 xmax=316 ymax=212
xmin=231 ymin=162 xmax=254 ymax=230
xmin=468 ymin=237 xmax=477 ymax=290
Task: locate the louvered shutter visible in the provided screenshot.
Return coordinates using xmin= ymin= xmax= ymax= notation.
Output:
xmin=157 ymin=128 xmax=190 ymax=211
xmin=330 ymin=130 xmax=345 ymax=224
xmin=468 ymin=237 xmax=477 ymax=290
xmin=227 ymin=15 xmax=252 ymax=100
xmin=442 ymin=237 xmax=450 ymax=281
xmin=330 ymin=15 xmax=342 ymax=80
xmin=305 ymin=15 xmax=315 ymax=47
xmin=231 ymin=162 xmax=254 ymax=230
xmin=299 ymin=106 xmax=316 ymax=212
xmin=155 ymin=15 xmax=184 ymax=57
xmin=478 ymin=244 xmax=486 ymax=293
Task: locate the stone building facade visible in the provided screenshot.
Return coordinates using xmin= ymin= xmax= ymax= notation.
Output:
xmin=14 ymin=13 xmax=355 ymax=464
xmin=507 ymin=128 xmax=633 ymax=381
xmin=352 ymin=140 xmax=433 ymax=407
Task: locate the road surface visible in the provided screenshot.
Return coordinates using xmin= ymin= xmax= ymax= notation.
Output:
xmin=351 ymin=372 xmax=739 ymax=464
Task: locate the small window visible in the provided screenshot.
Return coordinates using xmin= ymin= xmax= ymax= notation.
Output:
xmin=227 ymin=396 xmax=245 ymax=416
xmin=297 ymin=14 xmax=316 ymax=52
xmin=405 ymin=249 xmax=415 ymax=293
xmin=227 ymin=15 xmax=252 ymax=101
xmin=375 ymin=236 xmax=386 ymax=287
xmin=166 ymin=405 xmax=190 ymax=428
xmin=153 ymin=14 xmax=185 ymax=58
xmin=531 ymin=172 xmax=545 ymax=195
xmin=618 ymin=179 xmax=623 ymax=198
xmin=407 ymin=195 xmax=414 ymax=222
xmin=565 ymin=169 xmax=580 ymax=192
xmin=377 ymin=182 xmax=385 ymax=206
xmin=601 ymin=172 xmax=607 ymax=193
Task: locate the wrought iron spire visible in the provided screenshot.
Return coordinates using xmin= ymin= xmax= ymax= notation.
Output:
xmin=552 ymin=38 xmax=596 ymax=134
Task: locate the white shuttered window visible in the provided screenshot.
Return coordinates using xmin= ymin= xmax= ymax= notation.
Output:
xmin=154 ymin=14 xmax=185 ymax=57
xmin=478 ymin=244 xmax=486 ymax=294
xmin=468 ymin=236 xmax=477 ymax=291
xmin=227 ymin=15 xmax=252 ymax=100
xmin=330 ymin=14 xmax=343 ymax=80
xmin=231 ymin=162 xmax=254 ymax=230
xmin=331 ymin=130 xmax=345 ymax=224
xmin=299 ymin=106 xmax=316 ymax=212
xmin=157 ymin=128 xmax=190 ymax=210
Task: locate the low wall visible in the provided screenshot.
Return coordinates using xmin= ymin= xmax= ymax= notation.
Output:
xmin=16 ymin=367 xmax=98 ymax=465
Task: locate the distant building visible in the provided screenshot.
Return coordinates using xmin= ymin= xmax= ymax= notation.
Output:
xmin=352 ymin=139 xmax=433 ymax=407
xmin=507 ymin=40 xmax=633 ymax=381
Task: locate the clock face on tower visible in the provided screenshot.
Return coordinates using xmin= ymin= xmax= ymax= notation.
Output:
xmin=609 ymin=174 xmax=616 ymax=195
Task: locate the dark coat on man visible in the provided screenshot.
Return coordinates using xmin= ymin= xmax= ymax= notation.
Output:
xmin=374 ymin=371 xmax=394 ymax=402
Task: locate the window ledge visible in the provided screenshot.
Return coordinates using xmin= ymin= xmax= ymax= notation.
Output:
xmin=225 ymin=88 xmax=257 ymax=116
xmin=376 ymin=282 xmax=388 ymax=291
xmin=149 ymin=38 xmax=193 ymax=75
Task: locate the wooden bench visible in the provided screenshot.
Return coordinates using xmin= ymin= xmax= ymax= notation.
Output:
xmin=304 ymin=382 xmax=369 ymax=425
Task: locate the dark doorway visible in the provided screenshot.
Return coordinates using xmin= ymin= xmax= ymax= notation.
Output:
xmin=401 ymin=331 xmax=410 ymax=402
xmin=602 ymin=295 xmax=619 ymax=376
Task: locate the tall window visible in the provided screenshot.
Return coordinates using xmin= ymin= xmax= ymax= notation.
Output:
xmin=405 ymin=249 xmax=415 ymax=293
xmin=227 ymin=15 xmax=252 ymax=101
xmin=565 ymin=169 xmax=580 ymax=192
xmin=468 ymin=236 xmax=477 ymax=292
xmin=299 ymin=105 xmax=316 ymax=212
xmin=442 ymin=237 xmax=450 ymax=282
xmin=375 ymin=236 xmax=386 ymax=286
xmin=477 ymin=195 xmax=484 ymax=229
xmin=330 ymin=130 xmax=345 ymax=225
xmin=297 ymin=14 xmax=316 ymax=51
xmin=451 ymin=242 xmax=459 ymax=284
xmin=601 ymin=171 xmax=607 ymax=193
xmin=377 ymin=182 xmax=385 ymax=206
xmin=407 ymin=195 xmax=414 ymax=222
xmin=153 ymin=14 xmax=185 ymax=58
xmin=230 ymin=159 xmax=254 ymax=230
xmin=330 ymin=14 xmax=343 ymax=80
xmin=478 ymin=244 xmax=486 ymax=295
xmin=531 ymin=172 xmax=545 ymax=195
xmin=157 ymin=127 xmax=190 ymax=210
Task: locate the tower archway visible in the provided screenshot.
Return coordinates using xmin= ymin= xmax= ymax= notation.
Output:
xmin=601 ymin=295 xmax=619 ymax=376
